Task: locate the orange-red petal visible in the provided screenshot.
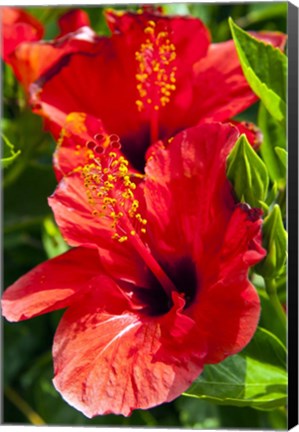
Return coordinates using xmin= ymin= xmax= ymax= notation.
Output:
xmin=53 ymin=279 xmax=205 ymax=417
xmin=1 ymin=247 xmax=101 ymax=322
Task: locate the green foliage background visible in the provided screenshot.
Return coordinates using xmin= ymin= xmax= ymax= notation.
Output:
xmin=2 ymin=2 xmax=287 ymax=428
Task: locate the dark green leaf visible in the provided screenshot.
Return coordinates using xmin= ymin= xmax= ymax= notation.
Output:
xmin=176 ymin=398 xmax=220 ymax=428
xmin=227 ymin=134 xmax=269 ymax=208
xmin=229 ymin=18 xmax=287 ymax=121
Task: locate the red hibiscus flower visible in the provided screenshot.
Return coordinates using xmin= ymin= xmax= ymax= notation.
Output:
xmin=2 ymin=7 xmax=286 ymax=170
xmin=1 ymin=121 xmax=266 ymax=417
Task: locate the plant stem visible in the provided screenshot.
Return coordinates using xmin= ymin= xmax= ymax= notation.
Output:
xmin=265 ymin=278 xmax=287 ymax=332
xmin=4 ymin=386 xmax=45 ymax=425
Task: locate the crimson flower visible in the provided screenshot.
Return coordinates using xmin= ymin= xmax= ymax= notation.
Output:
xmin=2 ymin=7 xmax=286 ymax=170
xmin=2 ymin=121 xmax=266 ymax=417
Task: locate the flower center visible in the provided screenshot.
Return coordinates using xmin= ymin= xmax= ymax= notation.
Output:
xmin=78 ymin=133 xmax=176 ymax=296
xmin=135 ymin=20 xmax=177 ymax=144
xmin=120 ymin=256 xmax=198 ymax=316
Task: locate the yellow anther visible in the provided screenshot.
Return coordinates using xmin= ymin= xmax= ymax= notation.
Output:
xmin=135 ymin=21 xmax=177 ymax=113
xmin=111 ymin=160 xmax=119 ymax=168
xmin=107 ymin=174 xmax=115 ymax=182
xmin=119 ymin=165 xmax=128 ymax=175
xmin=80 ymin=144 xmax=147 ymax=244
xmin=145 ymin=26 xmax=154 ymax=34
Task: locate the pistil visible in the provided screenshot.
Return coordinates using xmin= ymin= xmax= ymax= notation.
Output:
xmin=80 ymin=134 xmax=176 ymax=297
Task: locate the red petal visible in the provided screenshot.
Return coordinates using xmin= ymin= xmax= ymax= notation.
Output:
xmin=144 ymin=122 xmax=239 ymax=262
xmin=1 ymin=247 xmax=101 ymax=322
xmin=192 ymin=32 xmax=287 ymax=123
xmin=189 ymin=204 xmax=265 ymax=363
xmin=53 ymin=281 xmax=205 ymax=417
xmin=49 ymin=171 xmax=113 ymax=248
xmin=58 ymin=9 xmax=90 ymax=37
xmin=7 ymin=25 xmax=100 ymax=89
xmin=48 ymin=171 xmax=149 ymax=286
xmin=194 ymin=279 xmax=260 ymax=364
xmin=1 ymin=7 xmax=43 ymax=61
xmin=227 ymin=120 xmax=263 ymax=150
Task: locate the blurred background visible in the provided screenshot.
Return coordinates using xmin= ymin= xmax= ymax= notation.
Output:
xmin=2 ymin=2 xmax=287 ymax=427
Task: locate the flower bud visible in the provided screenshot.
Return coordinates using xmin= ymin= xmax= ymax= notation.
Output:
xmin=255 ymin=204 xmax=287 ymax=278
xmin=227 ymin=134 xmax=269 ymax=208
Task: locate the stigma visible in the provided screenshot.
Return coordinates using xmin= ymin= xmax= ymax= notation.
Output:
xmin=135 ymin=20 xmax=177 ymax=113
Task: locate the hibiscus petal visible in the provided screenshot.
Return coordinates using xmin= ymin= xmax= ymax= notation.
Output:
xmin=53 ymin=280 xmax=205 ymax=417
xmin=49 ymin=170 xmax=150 ymax=286
xmin=144 ymin=122 xmax=239 ymax=262
xmin=195 ymin=278 xmax=260 ymax=364
xmin=7 ymin=25 xmax=100 ymax=89
xmin=192 ymin=32 xmax=287 ymax=123
xmin=58 ymin=9 xmax=91 ymax=37
xmin=1 ymin=247 xmax=101 ymax=322
xmin=190 ymin=203 xmax=265 ymax=363
xmin=219 ymin=204 xmax=266 ymax=274
xmin=49 ymin=171 xmax=113 ymax=247
xmin=1 ymin=7 xmax=43 ymax=61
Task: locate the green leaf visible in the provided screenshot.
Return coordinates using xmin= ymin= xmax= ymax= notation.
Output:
xmin=176 ymin=398 xmax=220 ymax=429
xmin=275 ymin=147 xmax=287 ymax=169
xmin=265 ymin=181 xmax=278 ymax=207
xmin=255 ymin=205 xmax=287 ymax=278
xmin=42 ymin=217 xmax=69 ymax=259
xmin=1 ymin=134 xmax=21 ymax=168
xmin=242 ymin=327 xmax=286 ymax=368
xmin=227 ymin=134 xmax=269 ymax=208
xmin=184 ymin=327 xmax=287 ymax=410
xmin=237 ymin=3 xmax=287 ymax=28
xmin=256 ymin=288 xmax=286 ymax=345
xmin=163 ymin=4 xmax=190 ymax=15
xmin=229 ymin=18 xmax=287 ymax=121
xmin=258 ymin=103 xmax=286 ymax=185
